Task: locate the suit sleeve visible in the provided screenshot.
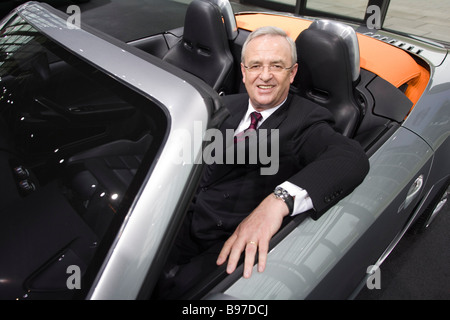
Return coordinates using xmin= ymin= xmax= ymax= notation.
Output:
xmin=287 ymin=105 xmax=370 ymax=220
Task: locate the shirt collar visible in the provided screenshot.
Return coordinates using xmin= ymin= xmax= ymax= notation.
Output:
xmin=246 ymin=96 xmax=288 ymax=125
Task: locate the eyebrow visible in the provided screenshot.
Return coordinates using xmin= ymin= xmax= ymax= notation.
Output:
xmin=246 ymin=59 xmax=287 ymax=65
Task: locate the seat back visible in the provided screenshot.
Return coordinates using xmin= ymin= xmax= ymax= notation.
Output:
xmin=293 ymin=20 xmax=362 ymax=136
xmin=163 ymin=0 xmax=234 ymax=94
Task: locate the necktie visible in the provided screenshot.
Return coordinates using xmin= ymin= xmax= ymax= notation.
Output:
xmin=235 ymin=111 xmax=262 ymax=143
xmin=247 ymin=111 xmax=263 ymax=131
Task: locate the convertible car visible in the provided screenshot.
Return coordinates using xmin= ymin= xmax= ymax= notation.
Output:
xmin=0 ymin=0 xmax=448 ymax=300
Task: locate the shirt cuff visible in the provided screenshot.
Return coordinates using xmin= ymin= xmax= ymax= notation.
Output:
xmin=278 ymin=181 xmax=314 ymax=216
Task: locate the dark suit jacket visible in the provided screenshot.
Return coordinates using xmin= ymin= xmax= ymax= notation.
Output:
xmin=190 ymin=93 xmax=369 ymax=244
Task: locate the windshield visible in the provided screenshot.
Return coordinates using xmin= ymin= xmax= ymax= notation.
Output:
xmin=0 ymin=14 xmax=168 ymax=299
xmin=240 ymin=0 xmax=450 ymax=44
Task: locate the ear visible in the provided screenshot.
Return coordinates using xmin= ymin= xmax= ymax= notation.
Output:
xmin=241 ymin=63 xmax=246 ymax=84
xmin=289 ymin=63 xmax=298 ymax=84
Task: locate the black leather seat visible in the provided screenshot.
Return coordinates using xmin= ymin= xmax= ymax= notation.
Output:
xmin=293 ymin=20 xmax=363 ymax=137
xmin=163 ymin=0 xmax=234 ymax=94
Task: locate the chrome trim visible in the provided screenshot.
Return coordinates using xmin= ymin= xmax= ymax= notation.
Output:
xmin=210 ymin=0 xmax=238 ymax=40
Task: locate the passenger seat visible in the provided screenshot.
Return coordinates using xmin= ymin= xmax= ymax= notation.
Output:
xmin=163 ymin=0 xmax=235 ymax=95
xmin=293 ymin=20 xmax=363 ymax=137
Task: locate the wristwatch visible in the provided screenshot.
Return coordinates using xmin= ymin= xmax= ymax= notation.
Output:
xmin=273 ymin=186 xmax=294 ymax=215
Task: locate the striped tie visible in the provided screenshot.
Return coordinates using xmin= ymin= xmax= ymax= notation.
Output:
xmin=234 ymin=111 xmax=262 ymax=143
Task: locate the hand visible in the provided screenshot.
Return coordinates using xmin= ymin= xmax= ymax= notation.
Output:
xmin=216 ymin=194 xmax=290 ymax=278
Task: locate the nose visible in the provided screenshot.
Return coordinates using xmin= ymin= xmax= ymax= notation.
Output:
xmin=259 ymin=66 xmax=273 ymax=81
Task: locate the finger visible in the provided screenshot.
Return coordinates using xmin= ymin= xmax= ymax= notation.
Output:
xmin=216 ymin=234 xmax=236 ymax=266
xmin=256 ymin=239 xmax=269 ymax=273
xmin=226 ymin=238 xmax=247 ymax=274
xmin=244 ymin=241 xmax=258 ymax=278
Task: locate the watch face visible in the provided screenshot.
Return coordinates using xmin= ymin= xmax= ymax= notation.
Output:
xmin=274 ymin=187 xmax=287 ymax=199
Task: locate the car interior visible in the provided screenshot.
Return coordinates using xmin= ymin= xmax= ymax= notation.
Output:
xmin=0 ymin=0 xmax=431 ymax=299
xmin=132 ymin=0 xmax=428 ymax=154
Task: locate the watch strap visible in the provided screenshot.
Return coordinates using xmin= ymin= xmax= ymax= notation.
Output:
xmin=274 ymin=186 xmax=294 ymax=215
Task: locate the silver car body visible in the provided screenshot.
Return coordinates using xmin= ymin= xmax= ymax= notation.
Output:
xmin=1 ymin=1 xmax=449 ymax=300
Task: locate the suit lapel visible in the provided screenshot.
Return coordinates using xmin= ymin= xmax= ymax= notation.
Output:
xmin=220 ymin=98 xmax=248 ymax=133
xmin=201 ymin=96 xmax=247 ymax=186
xmin=258 ymin=94 xmax=292 ymax=132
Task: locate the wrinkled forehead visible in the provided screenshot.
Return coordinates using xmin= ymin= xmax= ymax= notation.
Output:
xmin=243 ymin=35 xmax=293 ymax=65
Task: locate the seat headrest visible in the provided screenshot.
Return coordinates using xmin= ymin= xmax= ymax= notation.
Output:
xmin=182 ymin=0 xmax=229 ymax=54
xmin=308 ymin=20 xmax=360 ymax=82
xmin=293 ymin=19 xmax=362 ymax=137
xmin=163 ymin=0 xmax=234 ymax=92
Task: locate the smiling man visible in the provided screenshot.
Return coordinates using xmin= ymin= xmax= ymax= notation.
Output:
xmin=240 ymin=26 xmax=298 ymax=111
xmin=154 ymin=26 xmax=369 ymax=299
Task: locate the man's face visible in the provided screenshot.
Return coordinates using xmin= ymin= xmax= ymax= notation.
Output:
xmin=241 ymin=34 xmax=298 ymax=111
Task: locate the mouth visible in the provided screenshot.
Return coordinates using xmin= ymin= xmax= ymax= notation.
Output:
xmin=257 ymin=85 xmax=275 ymax=90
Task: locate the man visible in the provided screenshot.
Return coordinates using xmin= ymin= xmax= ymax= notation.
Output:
xmin=155 ymin=26 xmax=369 ymax=299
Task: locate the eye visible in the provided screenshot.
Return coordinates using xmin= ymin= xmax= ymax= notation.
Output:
xmin=270 ymin=65 xmax=284 ymax=71
xmin=249 ymin=65 xmax=262 ymax=71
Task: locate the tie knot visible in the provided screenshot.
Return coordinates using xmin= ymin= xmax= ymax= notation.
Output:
xmin=234 ymin=111 xmax=263 ymax=143
xmin=248 ymin=112 xmax=262 ymax=130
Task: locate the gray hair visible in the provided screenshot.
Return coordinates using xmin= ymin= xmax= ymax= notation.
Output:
xmin=241 ymin=26 xmax=297 ymax=65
